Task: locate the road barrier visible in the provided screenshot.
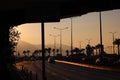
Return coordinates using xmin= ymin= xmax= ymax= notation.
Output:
xmin=19 ymin=65 xmax=38 ymax=80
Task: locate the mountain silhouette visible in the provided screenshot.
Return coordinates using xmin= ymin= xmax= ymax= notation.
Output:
xmin=17 ymin=40 xmax=41 ymax=55
xmin=17 ymin=40 xmax=71 ymax=56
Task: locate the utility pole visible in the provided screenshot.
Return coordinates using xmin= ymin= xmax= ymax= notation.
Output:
xmin=49 ymin=34 xmax=59 ymax=56
xmin=86 ymin=39 xmax=91 ymax=45
xmin=109 ymin=32 xmax=116 ymax=54
xmin=79 ymin=41 xmax=82 ymax=49
xmin=99 ymin=12 xmax=104 ymax=57
xmin=71 ymin=18 xmax=73 ymax=54
xmin=54 ymin=27 xmax=68 ymax=55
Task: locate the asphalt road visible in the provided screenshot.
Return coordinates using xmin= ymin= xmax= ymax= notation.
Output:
xmin=16 ymin=61 xmax=120 ymax=80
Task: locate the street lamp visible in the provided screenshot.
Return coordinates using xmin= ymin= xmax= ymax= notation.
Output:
xmin=99 ymin=11 xmax=104 ymax=56
xmin=71 ymin=18 xmax=73 ymax=54
xmin=54 ymin=27 xmax=68 ymax=55
xmin=79 ymin=41 xmax=82 ymax=49
xmin=86 ymin=39 xmax=91 ymax=45
xmin=109 ymin=32 xmax=116 ymax=54
xmin=49 ymin=34 xmax=59 ymax=56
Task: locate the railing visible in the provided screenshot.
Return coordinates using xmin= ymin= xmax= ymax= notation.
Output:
xmin=18 ymin=65 xmax=38 ymax=80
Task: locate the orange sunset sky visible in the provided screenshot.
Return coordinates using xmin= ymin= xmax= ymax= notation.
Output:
xmin=17 ymin=9 xmax=120 ymax=53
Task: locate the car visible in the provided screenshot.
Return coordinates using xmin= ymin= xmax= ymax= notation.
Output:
xmin=48 ymin=56 xmax=55 ymax=63
xmin=31 ymin=57 xmax=36 ymax=61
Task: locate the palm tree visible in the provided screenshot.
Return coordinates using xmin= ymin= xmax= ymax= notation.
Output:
xmin=45 ymin=48 xmax=48 ymax=55
xmin=48 ymin=48 xmax=51 ymax=56
xmin=56 ymin=49 xmax=59 ymax=54
xmin=66 ymin=50 xmax=69 ymax=56
xmin=26 ymin=50 xmax=30 ymax=57
xmin=114 ymin=39 xmax=120 ymax=55
xmin=73 ymin=48 xmax=80 ymax=54
xmin=23 ymin=50 xmax=26 ymax=56
xmin=86 ymin=44 xmax=94 ymax=57
xmin=18 ymin=51 xmax=20 ymax=57
xmin=38 ymin=50 xmax=42 ymax=57
xmin=52 ymin=49 xmax=55 ymax=56
xmin=95 ymin=44 xmax=101 ymax=55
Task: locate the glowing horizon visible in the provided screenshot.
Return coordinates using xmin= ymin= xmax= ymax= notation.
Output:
xmin=17 ymin=9 xmax=120 ymax=53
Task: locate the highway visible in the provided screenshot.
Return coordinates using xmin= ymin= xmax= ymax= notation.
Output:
xmin=16 ymin=60 xmax=120 ymax=80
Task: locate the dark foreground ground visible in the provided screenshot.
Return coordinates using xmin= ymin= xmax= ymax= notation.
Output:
xmin=0 ymin=59 xmax=120 ymax=80
xmin=15 ymin=60 xmax=120 ymax=80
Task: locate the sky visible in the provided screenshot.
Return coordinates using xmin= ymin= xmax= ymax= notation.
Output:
xmin=17 ymin=9 xmax=120 ymax=53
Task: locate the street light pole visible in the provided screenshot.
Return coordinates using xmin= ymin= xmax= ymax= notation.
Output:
xmin=49 ymin=34 xmax=59 ymax=56
xmin=110 ymin=32 xmax=116 ymax=54
xmin=71 ymin=18 xmax=73 ymax=54
xmin=60 ymin=30 xmax=62 ymax=55
xmin=99 ymin=11 xmax=104 ymax=56
xmin=79 ymin=41 xmax=82 ymax=49
xmin=86 ymin=39 xmax=91 ymax=45
xmin=54 ymin=27 xmax=68 ymax=55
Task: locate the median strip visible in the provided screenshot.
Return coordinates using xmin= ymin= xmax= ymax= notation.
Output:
xmin=55 ymin=60 xmax=120 ymax=72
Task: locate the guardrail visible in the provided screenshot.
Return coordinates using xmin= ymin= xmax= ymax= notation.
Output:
xmin=18 ymin=65 xmax=38 ymax=80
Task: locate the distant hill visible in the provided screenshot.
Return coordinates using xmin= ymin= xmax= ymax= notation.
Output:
xmin=17 ymin=41 xmax=41 ymax=55
xmin=17 ymin=40 xmax=71 ymax=56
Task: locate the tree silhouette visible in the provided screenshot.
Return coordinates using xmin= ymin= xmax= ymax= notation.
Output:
xmin=23 ymin=50 xmax=27 ymax=56
xmin=86 ymin=44 xmax=94 ymax=57
xmin=114 ymin=39 xmax=120 ymax=55
xmin=48 ymin=48 xmax=51 ymax=56
xmin=95 ymin=44 xmax=101 ymax=55
xmin=33 ymin=50 xmax=39 ymax=57
xmin=52 ymin=49 xmax=55 ymax=56
xmin=79 ymin=48 xmax=85 ymax=54
xmin=73 ymin=48 xmax=80 ymax=54
xmin=38 ymin=50 xmax=42 ymax=57
xmin=56 ymin=49 xmax=59 ymax=54
xmin=18 ymin=51 xmax=20 ymax=57
xmin=66 ymin=50 xmax=69 ymax=56
xmin=9 ymin=27 xmax=21 ymax=53
xmin=26 ymin=50 xmax=30 ymax=57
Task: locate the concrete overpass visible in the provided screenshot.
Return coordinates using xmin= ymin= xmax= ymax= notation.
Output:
xmin=0 ymin=0 xmax=120 ymax=80
xmin=0 ymin=0 xmax=120 ymax=25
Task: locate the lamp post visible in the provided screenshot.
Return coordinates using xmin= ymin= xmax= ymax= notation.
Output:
xmin=49 ymin=34 xmax=59 ymax=56
xmin=71 ymin=18 xmax=73 ymax=54
xmin=109 ymin=32 xmax=116 ymax=54
xmin=86 ymin=39 xmax=91 ymax=45
xmin=79 ymin=41 xmax=82 ymax=49
xmin=54 ymin=27 xmax=68 ymax=55
xmin=99 ymin=11 xmax=104 ymax=56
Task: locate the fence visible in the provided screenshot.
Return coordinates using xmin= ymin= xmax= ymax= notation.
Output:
xmin=18 ymin=65 xmax=38 ymax=80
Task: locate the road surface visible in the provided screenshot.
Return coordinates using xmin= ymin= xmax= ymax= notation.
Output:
xmin=16 ymin=60 xmax=120 ymax=80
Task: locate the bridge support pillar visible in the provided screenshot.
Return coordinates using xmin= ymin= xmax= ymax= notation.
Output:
xmin=0 ymin=25 xmax=12 ymax=79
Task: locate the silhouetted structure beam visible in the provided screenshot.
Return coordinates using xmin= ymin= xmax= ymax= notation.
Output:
xmin=0 ymin=1 xmax=120 ymax=26
xmin=41 ymin=22 xmax=47 ymax=80
xmin=0 ymin=24 xmax=12 ymax=79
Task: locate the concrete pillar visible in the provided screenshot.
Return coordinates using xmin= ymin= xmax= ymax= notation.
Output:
xmin=0 ymin=25 xmax=11 ymax=79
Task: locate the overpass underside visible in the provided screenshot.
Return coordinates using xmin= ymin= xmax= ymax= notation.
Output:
xmin=0 ymin=0 xmax=120 ymax=25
